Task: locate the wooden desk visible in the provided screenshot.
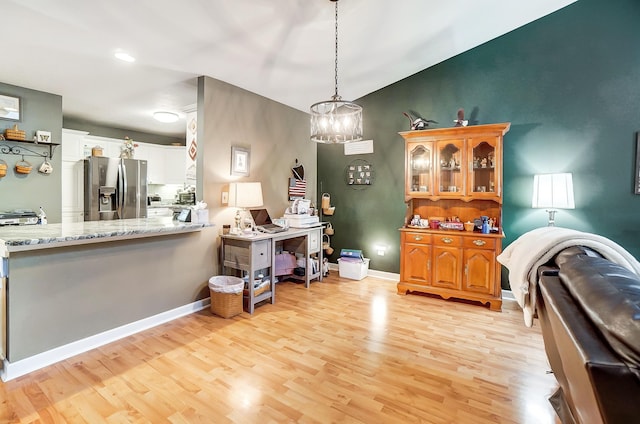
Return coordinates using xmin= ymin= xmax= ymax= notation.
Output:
xmin=221 ymin=227 xmax=323 ymax=313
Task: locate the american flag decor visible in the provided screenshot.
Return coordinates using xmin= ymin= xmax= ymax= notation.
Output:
xmin=288 ymin=178 xmax=307 ymax=200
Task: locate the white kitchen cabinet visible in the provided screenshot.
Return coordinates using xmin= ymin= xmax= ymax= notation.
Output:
xmin=85 ymin=135 xmax=122 ymax=158
xmin=136 ymin=142 xmax=185 ymax=185
xmin=61 ymin=129 xmax=89 ymax=161
xmin=163 ymin=145 xmax=186 ymax=185
xmin=147 ymin=207 xmax=173 ymax=217
xmin=135 ymin=142 xmax=164 ymax=184
xmin=61 ymin=129 xmax=87 ymax=223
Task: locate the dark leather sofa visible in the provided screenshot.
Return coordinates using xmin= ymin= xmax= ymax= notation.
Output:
xmin=535 ymin=246 xmax=640 ymax=424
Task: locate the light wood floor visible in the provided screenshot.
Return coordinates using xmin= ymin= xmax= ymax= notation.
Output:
xmin=0 ymin=274 xmax=561 ymax=424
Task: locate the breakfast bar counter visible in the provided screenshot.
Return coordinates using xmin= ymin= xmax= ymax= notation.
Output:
xmin=0 ymin=218 xmax=218 ymax=381
xmin=0 ymin=217 xmax=210 ymax=253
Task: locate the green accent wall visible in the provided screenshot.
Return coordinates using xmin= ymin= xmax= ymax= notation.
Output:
xmin=318 ymin=0 xmax=640 ymax=287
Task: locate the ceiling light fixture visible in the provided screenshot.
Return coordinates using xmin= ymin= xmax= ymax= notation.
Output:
xmin=114 ymin=50 xmax=136 ymax=63
xmin=310 ymin=0 xmax=363 ymax=144
xmin=153 ymin=111 xmax=179 ymax=123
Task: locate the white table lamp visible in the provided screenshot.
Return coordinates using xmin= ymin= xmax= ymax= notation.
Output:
xmin=228 ymin=182 xmax=264 ymax=233
xmin=532 ymin=173 xmax=575 ymax=226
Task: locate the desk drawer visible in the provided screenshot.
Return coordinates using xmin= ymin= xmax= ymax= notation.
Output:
xmin=224 ymin=240 xmax=270 ymax=269
xmin=308 ymin=228 xmax=321 ymax=253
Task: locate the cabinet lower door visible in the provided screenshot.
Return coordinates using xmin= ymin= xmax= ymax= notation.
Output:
xmin=402 ymin=244 xmax=431 ymax=285
xmin=433 ymin=246 xmax=461 ymax=289
xmin=463 ymin=248 xmax=495 ymax=294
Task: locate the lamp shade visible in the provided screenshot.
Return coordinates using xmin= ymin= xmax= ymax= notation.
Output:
xmin=228 ymin=182 xmax=263 ymax=208
xmin=532 ymin=173 xmax=575 ymax=209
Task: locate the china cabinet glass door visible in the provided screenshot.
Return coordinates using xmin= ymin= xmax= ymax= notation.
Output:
xmin=407 ymin=143 xmax=433 ymax=196
xmin=468 ymin=137 xmax=499 ymax=198
xmin=436 ymin=139 xmax=464 ymax=196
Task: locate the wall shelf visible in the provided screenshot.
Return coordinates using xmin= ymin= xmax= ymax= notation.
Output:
xmin=0 ymin=138 xmax=60 ymax=159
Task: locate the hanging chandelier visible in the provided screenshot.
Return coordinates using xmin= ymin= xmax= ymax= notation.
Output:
xmin=310 ymin=0 xmax=363 ymax=144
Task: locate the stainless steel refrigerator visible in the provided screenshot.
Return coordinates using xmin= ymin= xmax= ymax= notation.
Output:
xmin=84 ymin=157 xmax=147 ymax=221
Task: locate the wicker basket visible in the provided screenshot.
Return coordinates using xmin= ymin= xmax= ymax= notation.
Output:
xmin=5 ymin=124 xmax=25 ymax=141
xmin=243 ymin=281 xmax=269 ymax=297
xmin=15 ymin=159 xmax=32 ymax=174
xmin=0 ymin=160 xmax=6 ymax=178
xmin=210 ymin=290 xmax=243 ymax=318
xmin=208 ymin=275 xmax=244 ymax=318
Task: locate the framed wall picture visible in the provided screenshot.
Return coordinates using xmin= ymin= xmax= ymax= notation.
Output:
xmin=0 ymin=94 xmax=21 ymax=121
xmin=635 ymin=133 xmax=640 ymax=194
xmin=231 ymin=145 xmax=250 ymax=176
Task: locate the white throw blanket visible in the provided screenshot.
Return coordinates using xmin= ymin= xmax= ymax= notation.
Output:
xmin=497 ymin=227 xmax=640 ymax=327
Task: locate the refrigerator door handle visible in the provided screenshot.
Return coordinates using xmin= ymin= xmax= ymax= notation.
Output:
xmin=120 ymin=160 xmax=128 ymax=217
xmin=116 ymin=161 xmax=121 ymax=218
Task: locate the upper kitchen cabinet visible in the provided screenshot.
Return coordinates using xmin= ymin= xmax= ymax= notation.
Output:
xmin=162 ymin=145 xmax=187 ymax=185
xmin=134 ymin=142 xmax=164 ymax=184
xmin=61 ymin=129 xmax=89 ymax=161
xmin=136 ymin=143 xmax=186 ymax=185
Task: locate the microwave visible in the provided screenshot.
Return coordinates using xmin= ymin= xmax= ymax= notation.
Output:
xmin=177 ymin=192 xmax=196 ymax=205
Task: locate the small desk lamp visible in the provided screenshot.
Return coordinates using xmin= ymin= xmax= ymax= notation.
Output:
xmin=532 ymin=173 xmax=575 ymax=226
xmin=228 ymin=182 xmax=263 ymax=234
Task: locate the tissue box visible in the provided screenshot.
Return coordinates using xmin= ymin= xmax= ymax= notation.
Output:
xmin=338 ymin=257 xmax=370 ymax=280
xmin=192 ymin=209 xmax=209 ymax=224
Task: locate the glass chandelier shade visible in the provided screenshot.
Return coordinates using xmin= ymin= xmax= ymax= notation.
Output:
xmin=310 ymin=0 xmax=363 ymax=144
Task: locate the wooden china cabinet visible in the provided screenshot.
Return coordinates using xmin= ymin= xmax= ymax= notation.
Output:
xmin=398 ymin=123 xmax=510 ymax=311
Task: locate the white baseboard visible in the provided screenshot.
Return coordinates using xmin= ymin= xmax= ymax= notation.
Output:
xmin=501 ymin=289 xmax=516 ymax=301
xmin=327 ymin=262 xmax=399 ymax=281
xmin=1 ymin=298 xmax=211 ymax=382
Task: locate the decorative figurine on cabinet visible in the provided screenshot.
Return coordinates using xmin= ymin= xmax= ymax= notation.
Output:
xmin=453 ymin=108 xmax=469 ymax=127
xmin=403 ymin=111 xmax=437 ymax=130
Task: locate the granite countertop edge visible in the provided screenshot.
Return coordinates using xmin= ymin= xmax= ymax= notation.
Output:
xmin=0 ymin=218 xmax=215 ymax=251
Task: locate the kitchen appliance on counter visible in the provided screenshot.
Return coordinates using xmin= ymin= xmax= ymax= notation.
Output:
xmin=0 ymin=210 xmax=38 ymax=226
xmin=84 ymin=157 xmax=147 ymax=221
xmin=176 ymin=192 xmax=196 ymax=205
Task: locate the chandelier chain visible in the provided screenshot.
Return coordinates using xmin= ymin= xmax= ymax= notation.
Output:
xmin=333 ymin=0 xmax=339 ymax=100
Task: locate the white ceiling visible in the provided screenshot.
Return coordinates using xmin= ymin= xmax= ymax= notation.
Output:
xmin=1 ymin=0 xmax=576 ymax=139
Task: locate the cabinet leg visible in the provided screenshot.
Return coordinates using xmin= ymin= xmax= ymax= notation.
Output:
xmin=488 ymin=299 xmax=502 ymax=312
xmin=396 ymin=283 xmax=409 ymax=295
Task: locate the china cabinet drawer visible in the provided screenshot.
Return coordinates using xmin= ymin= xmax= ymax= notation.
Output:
xmin=462 ymin=237 xmax=496 ymax=250
xmin=404 ymin=232 xmax=431 ymax=244
xmin=433 ymin=235 xmax=462 ymax=247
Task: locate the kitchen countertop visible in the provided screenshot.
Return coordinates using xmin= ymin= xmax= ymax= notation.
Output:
xmin=148 ymin=203 xmax=191 ymax=209
xmin=0 ymin=217 xmax=213 ymax=253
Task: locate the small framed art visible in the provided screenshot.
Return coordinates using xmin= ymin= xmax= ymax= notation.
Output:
xmin=231 ymin=145 xmax=250 ymax=177
xmin=0 ymin=94 xmax=21 ymax=121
